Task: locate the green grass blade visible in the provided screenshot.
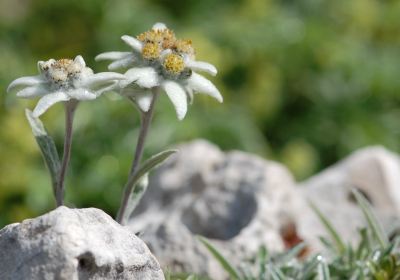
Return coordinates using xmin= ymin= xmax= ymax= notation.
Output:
xmin=303 ymin=255 xmax=319 ymax=278
xmin=197 ymin=236 xmax=240 ymax=280
xmin=268 ymin=264 xmax=286 ymax=280
xmin=165 ymin=269 xmax=171 ymax=280
xmin=279 ymin=242 xmax=307 ymax=264
xmin=352 ymin=189 xmax=389 ymax=249
xmin=238 ymin=265 xmax=253 ymax=280
xmin=258 ymin=246 xmax=267 ymax=280
xmin=309 ymin=201 xmax=346 ymax=254
xmin=356 ymin=228 xmax=369 ymax=260
xmin=318 ymin=237 xmax=335 ymax=252
xmin=317 ymin=257 xmax=330 ymax=280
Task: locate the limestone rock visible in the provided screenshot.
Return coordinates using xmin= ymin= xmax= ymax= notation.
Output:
xmin=129 ymin=140 xmax=303 ymax=278
xmin=0 ymin=206 xmax=164 ymax=280
xmin=299 ymin=146 xmax=400 ymax=248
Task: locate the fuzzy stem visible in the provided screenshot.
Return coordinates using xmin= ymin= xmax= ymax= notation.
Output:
xmin=116 ymin=90 xmax=159 ymax=224
xmin=55 ymin=101 xmax=78 ymax=206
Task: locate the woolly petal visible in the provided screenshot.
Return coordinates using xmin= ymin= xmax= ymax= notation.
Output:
xmin=74 ymin=55 xmax=86 ymax=67
xmin=162 ymin=80 xmax=187 ymax=120
xmin=33 ymin=92 xmax=70 ymax=117
xmin=108 ymin=56 xmax=135 ymax=70
xmin=81 ymin=72 xmax=126 ymax=89
xmin=187 ymin=72 xmax=223 ymax=102
xmin=25 ymin=109 xmax=46 ymax=137
xmin=7 ymin=75 xmax=45 ymax=92
xmin=67 ymin=89 xmax=97 ymax=100
xmin=95 ymin=83 xmax=119 ymax=96
xmin=37 ymin=59 xmax=55 ymax=74
xmin=121 ymin=35 xmax=143 ymax=53
xmin=95 ymin=51 xmax=132 ymax=61
xmin=185 ymin=60 xmax=217 ymax=76
xmin=37 ymin=61 xmax=44 ymax=73
xmin=184 ymin=86 xmax=194 ymax=105
xmin=152 ymin=22 xmax=167 ymax=30
xmin=16 ymin=85 xmax=49 ymax=99
xmin=135 ymin=92 xmax=153 ymax=112
xmin=123 ymin=67 xmax=160 ymax=88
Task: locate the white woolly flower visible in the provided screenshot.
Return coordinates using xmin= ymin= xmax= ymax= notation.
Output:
xmin=95 ymin=23 xmax=222 ymax=120
xmin=7 ymin=55 xmax=125 ymax=117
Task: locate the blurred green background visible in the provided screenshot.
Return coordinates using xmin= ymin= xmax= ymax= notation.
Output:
xmin=0 ymin=0 xmax=400 ymax=227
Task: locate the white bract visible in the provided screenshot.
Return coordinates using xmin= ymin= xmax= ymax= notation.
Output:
xmin=96 ymin=23 xmax=222 ymax=120
xmin=7 ymin=56 xmax=125 ymax=117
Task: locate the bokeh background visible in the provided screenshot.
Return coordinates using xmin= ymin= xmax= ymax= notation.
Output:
xmin=0 ymin=0 xmax=400 ymax=227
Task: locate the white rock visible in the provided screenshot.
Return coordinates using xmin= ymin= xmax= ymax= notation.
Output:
xmin=129 ymin=140 xmax=303 ymax=278
xmin=299 ymin=146 xmax=400 ymax=249
xmin=0 ymin=206 xmax=164 ymax=280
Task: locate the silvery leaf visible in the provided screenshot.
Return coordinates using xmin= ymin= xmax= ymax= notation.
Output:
xmin=118 ymin=149 xmax=177 ymax=225
xmin=25 ymin=109 xmax=61 ymax=197
xmin=120 ymin=174 xmax=149 ymax=226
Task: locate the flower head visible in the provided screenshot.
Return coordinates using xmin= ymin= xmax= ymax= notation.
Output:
xmin=7 ymin=55 xmax=125 ymax=117
xmin=96 ymin=23 xmax=222 ymax=120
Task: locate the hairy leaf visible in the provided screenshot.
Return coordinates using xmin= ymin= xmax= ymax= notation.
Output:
xmin=25 ymin=109 xmax=60 ymax=197
xmin=119 ymin=149 xmax=177 ymax=224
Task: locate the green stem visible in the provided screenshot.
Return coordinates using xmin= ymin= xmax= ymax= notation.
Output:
xmin=116 ymin=90 xmax=158 ymax=224
xmin=55 ymin=100 xmax=77 ymax=206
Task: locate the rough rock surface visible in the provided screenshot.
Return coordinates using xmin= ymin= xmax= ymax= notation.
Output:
xmin=129 ymin=140 xmax=303 ymax=278
xmin=299 ymin=146 xmax=400 ymax=248
xmin=0 ymin=206 xmax=164 ymax=280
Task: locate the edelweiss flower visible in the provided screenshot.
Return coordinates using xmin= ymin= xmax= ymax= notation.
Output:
xmin=96 ymin=23 xmax=222 ymax=120
xmin=7 ymin=55 xmax=125 ymax=117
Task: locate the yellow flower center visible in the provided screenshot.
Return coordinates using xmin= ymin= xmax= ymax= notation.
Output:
xmin=174 ymin=39 xmax=195 ymax=57
xmin=161 ymin=30 xmax=176 ymax=49
xmin=41 ymin=58 xmax=84 ymax=87
xmin=163 ymin=53 xmax=185 ymax=75
xmin=135 ymin=25 xmax=197 ymax=77
xmin=51 ymin=59 xmax=76 ymax=81
xmin=137 ymin=29 xmax=176 ymax=48
xmin=141 ymin=43 xmax=161 ymax=60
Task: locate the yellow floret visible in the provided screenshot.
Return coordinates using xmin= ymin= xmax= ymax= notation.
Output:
xmin=137 ymin=28 xmax=176 ymax=49
xmin=54 ymin=59 xmax=73 ymax=69
xmin=137 ymin=30 xmax=161 ymax=43
xmin=54 ymin=59 xmax=82 ymax=74
xmin=174 ymin=39 xmax=195 ymax=57
xmin=46 ymin=58 xmax=83 ymax=83
xmin=161 ymin=29 xmax=176 ymax=49
xmin=142 ymin=42 xmax=161 ymax=60
xmin=163 ymin=53 xmax=185 ymax=75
